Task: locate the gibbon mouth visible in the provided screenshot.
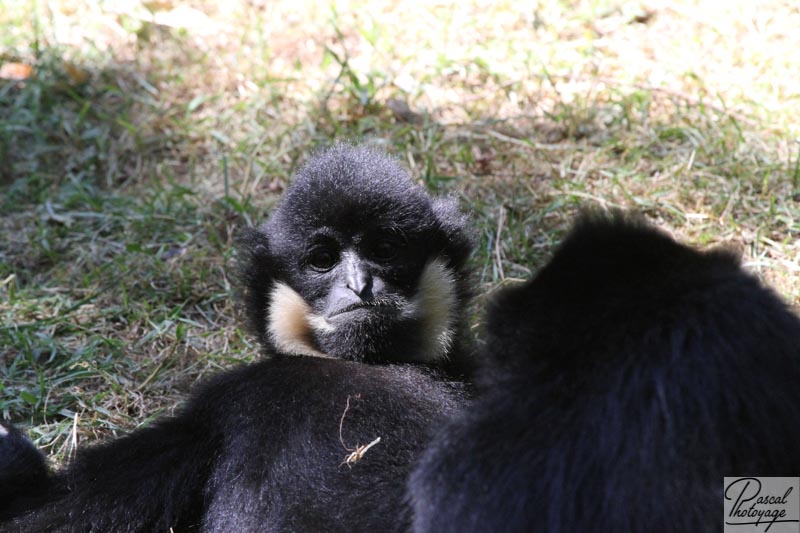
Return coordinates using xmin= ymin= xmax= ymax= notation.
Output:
xmin=328 ymin=302 xmax=401 ymax=319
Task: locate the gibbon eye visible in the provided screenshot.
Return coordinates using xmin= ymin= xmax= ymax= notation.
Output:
xmin=372 ymin=238 xmax=400 ymax=262
xmin=309 ymin=247 xmax=338 ymax=271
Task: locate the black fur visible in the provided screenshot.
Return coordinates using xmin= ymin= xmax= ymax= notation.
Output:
xmin=0 ymin=423 xmax=50 ymax=521
xmin=409 ymin=211 xmax=800 ymax=532
xmin=237 ymin=143 xmax=474 ymax=371
xmin=6 ymin=357 xmax=464 ymax=531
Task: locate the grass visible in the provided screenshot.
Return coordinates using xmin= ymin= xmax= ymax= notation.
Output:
xmin=1 ymin=0 xmax=799 ymax=461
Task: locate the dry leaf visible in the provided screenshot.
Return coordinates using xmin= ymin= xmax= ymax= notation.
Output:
xmin=0 ymin=62 xmax=33 ymax=81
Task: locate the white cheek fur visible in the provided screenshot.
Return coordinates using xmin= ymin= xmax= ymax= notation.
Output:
xmin=267 ymin=282 xmax=331 ymax=358
xmin=405 ymin=258 xmax=458 ymax=362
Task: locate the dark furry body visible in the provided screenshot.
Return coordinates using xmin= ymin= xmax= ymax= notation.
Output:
xmin=0 ymin=424 xmax=49 ymax=522
xmin=410 ymin=212 xmax=800 ymax=532
xmin=5 ymin=357 xmax=464 ymax=532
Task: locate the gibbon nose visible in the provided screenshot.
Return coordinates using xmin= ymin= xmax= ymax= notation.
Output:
xmin=344 ymin=255 xmax=373 ymax=298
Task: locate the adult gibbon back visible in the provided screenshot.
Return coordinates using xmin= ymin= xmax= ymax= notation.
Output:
xmin=409 ymin=211 xmax=800 ymax=532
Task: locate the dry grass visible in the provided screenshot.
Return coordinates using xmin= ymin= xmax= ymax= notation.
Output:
xmin=1 ymin=0 xmax=798 ymax=460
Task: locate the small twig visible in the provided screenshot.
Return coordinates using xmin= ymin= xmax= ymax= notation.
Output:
xmin=338 ymin=394 xmax=359 ymax=450
xmin=338 ymin=394 xmax=381 ymax=468
xmin=341 ymin=437 xmax=381 ymax=468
